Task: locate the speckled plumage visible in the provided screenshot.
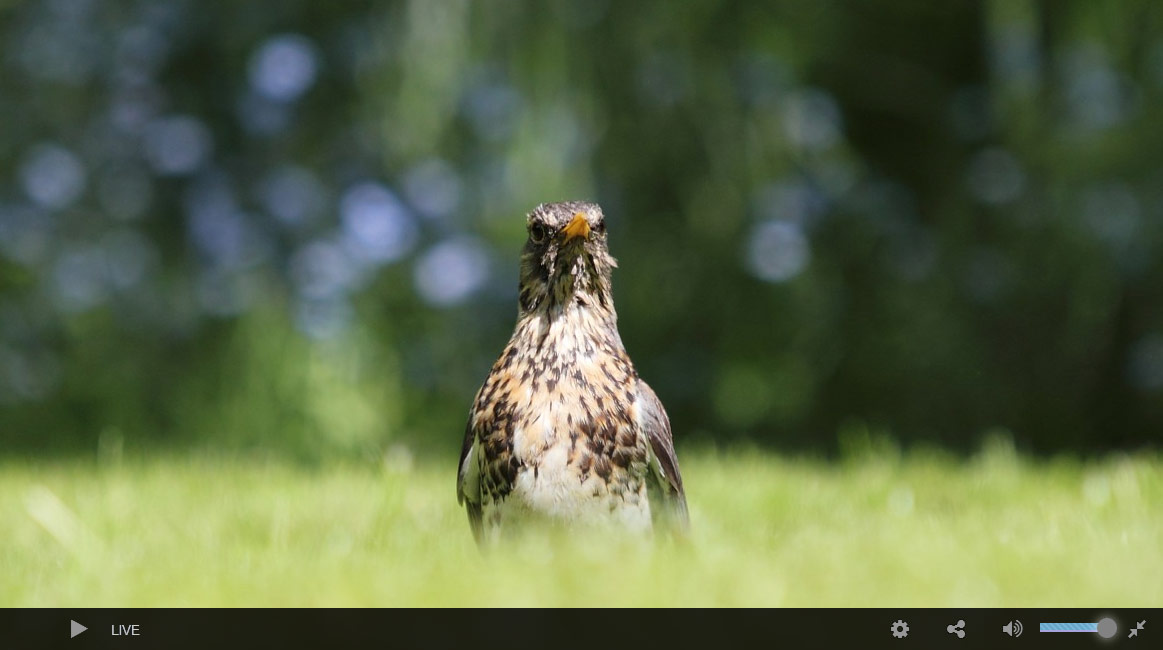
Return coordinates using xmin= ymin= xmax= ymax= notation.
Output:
xmin=457 ymin=201 xmax=687 ymax=544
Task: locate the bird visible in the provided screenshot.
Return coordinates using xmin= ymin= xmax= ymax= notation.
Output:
xmin=457 ymin=201 xmax=687 ymax=544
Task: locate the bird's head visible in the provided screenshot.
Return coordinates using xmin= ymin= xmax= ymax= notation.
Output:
xmin=518 ymin=201 xmax=618 ymax=315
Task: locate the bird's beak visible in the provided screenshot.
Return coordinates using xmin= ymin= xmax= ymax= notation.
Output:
xmin=561 ymin=213 xmax=591 ymax=242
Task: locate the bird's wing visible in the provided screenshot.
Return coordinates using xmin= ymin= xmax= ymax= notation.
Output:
xmin=636 ymin=379 xmax=689 ymax=533
xmin=456 ymin=418 xmax=484 ymax=545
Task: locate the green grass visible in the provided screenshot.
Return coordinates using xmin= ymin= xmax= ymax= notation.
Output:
xmin=2 ymin=442 xmax=1160 ymax=607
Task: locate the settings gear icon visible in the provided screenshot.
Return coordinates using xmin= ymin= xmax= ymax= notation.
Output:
xmin=891 ymin=620 xmax=910 ymax=638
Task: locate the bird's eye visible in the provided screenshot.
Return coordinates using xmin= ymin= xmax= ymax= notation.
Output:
xmin=594 ymin=221 xmax=606 ymax=234
xmin=530 ymin=223 xmax=549 ymax=243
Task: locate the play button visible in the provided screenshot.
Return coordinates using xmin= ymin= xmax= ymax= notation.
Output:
xmin=70 ymin=620 xmax=87 ymax=638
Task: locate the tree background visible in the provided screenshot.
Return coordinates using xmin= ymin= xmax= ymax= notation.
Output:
xmin=2 ymin=0 xmax=1161 ymax=462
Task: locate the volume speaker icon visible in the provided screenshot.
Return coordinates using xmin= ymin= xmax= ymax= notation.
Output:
xmin=1002 ymin=620 xmax=1024 ymax=637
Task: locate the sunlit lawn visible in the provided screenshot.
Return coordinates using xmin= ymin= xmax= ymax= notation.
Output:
xmin=2 ymin=442 xmax=1160 ymax=607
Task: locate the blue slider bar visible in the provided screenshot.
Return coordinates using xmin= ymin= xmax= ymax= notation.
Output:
xmin=1040 ymin=623 xmax=1098 ymax=633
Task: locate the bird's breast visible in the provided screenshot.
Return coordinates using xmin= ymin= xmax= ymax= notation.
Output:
xmin=474 ymin=313 xmax=650 ymax=526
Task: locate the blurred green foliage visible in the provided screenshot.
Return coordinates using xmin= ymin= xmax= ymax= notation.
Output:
xmin=1 ymin=1 xmax=1162 ymax=459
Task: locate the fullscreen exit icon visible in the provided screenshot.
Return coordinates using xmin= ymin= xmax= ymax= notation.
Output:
xmin=1129 ymin=620 xmax=1146 ymax=639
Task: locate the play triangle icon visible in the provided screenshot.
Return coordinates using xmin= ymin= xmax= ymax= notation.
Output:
xmin=71 ymin=620 xmax=87 ymax=638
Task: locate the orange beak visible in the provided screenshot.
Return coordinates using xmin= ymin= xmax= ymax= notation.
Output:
xmin=561 ymin=213 xmax=591 ymax=241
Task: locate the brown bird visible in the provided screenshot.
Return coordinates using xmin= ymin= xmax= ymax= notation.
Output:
xmin=457 ymin=201 xmax=687 ymax=544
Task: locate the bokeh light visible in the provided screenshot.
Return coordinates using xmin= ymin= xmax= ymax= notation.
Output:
xmin=248 ymin=34 xmax=320 ymax=103
xmin=402 ymin=159 xmax=463 ymax=220
xmin=51 ymin=246 xmax=109 ymax=313
xmin=20 ymin=144 xmax=87 ymax=210
xmin=290 ymin=239 xmax=363 ymax=300
xmin=413 ymin=238 xmax=491 ymax=307
xmin=339 ymin=183 xmax=419 ymax=266
xmin=782 ymin=89 xmax=843 ymax=151
xmin=143 ymin=116 xmax=212 ymax=176
xmin=746 ymin=220 xmax=810 ymax=284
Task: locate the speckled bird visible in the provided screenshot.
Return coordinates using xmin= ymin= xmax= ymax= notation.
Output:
xmin=457 ymin=201 xmax=687 ymax=544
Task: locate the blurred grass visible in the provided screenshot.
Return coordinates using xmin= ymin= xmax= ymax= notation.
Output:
xmin=1 ymin=443 xmax=1160 ymax=607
